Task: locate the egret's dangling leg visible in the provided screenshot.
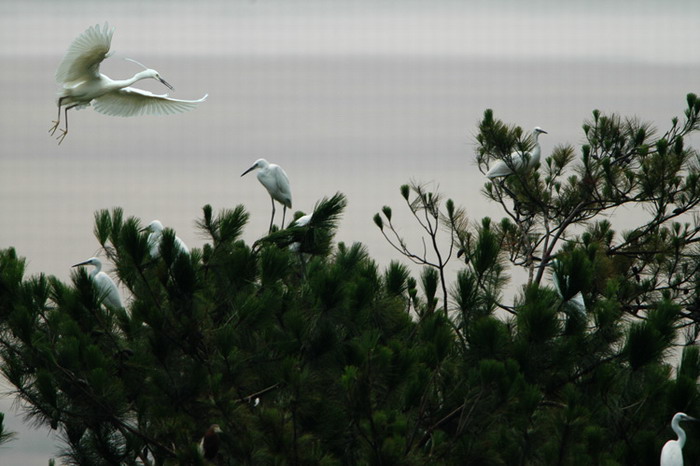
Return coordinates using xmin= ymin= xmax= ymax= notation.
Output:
xmin=50 ymin=23 xmax=207 ymax=145
xmin=281 ymin=205 xmax=287 ymax=229
xmin=269 ymin=197 xmax=276 ymax=233
xmin=49 ymin=97 xmax=65 ymax=135
xmin=56 ymin=104 xmax=78 ymax=145
xmin=496 ymin=178 xmax=516 ymax=199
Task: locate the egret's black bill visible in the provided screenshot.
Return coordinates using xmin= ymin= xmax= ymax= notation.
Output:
xmin=159 ymin=77 xmax=174 ymax=90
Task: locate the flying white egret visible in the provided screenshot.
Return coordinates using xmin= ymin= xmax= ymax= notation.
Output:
xmin=50 ymin=22 xmax=207 ymax=144
xmin=141 ymin=220 xmax=190 ymax=258
xmin=661 ymin=412 xmax=698 ymax=466
xmin=289 ymin=213 xmax=312 ymax=252
xmin=72 ymin=257 xmax=123 ymax=310
xmin=486 ymin=127 xmax=548 ymax=179
xmin=241 ymin=158 xmax=293 ymax=232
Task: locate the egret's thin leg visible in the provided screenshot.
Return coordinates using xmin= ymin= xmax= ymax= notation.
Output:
xmin=499 ymin=179 xmax=517 ymax=202
xmin=269 ymin=197 xmax=276 ymax=233
xmin=49 ymin=97 xmax=64 ymax=135
xmin=281 ymin=206 xmax=287 ymax=229
xmin=56 ymin=104 xmax=77 ymax=145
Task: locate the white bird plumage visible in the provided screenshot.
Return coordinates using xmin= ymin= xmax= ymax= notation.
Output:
xmin=241 ymin=158 xmax=293 ymax=233
xmin=661 ymin=412 xmax=698 ymax=466
xmin=142 ymin=220 xmax=190 ymax=258
xmin=72 ymin=257 xmax=123 ymax=310
xmin=486 ymin=127 xmax=548 ymax=179
xmin=50 ymin=22 xmax=207 ymax=144
xmin=289 ymin=213 xmax=312 ymax=252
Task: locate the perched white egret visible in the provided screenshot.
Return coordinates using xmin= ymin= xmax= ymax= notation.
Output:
xmin=486 ymin=127 xmax=548 ymax=179
xmin=241 ymin=158 xmax=293 ymax=232
xmin=50 ymin=22 xmax=207 ymax=144
xmin=141 ymin=220 xmax=189 ymax=258
xmin=72 ymin=257 xmax=123 ymax=310
xmin=290 ymin=213 xmax=312 ymax=227
xmin=661 ymin=412 xmax=698 ymax=466
xmin=289 ymin=213 xmax=312 ymax=252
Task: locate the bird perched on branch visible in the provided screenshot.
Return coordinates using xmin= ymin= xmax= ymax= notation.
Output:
xmin=289 ymin=212 xmax=312 ymax=252
xmin=241 ymin=158 xmax=293 ymax=233
xmin=141 ymin=220 xmax=190 ymax=258
xmin=72 ymin=257 xmax=123 ymax=310
xmin=50 ymin=22 xmax=207 ymax=144
xmin=486 ymin=127 xmax=548 ymax=178
xmin=199 ymin=424 xmax=223 ymax=462
xmin=661 ymin=412 xmax=698 ymax=466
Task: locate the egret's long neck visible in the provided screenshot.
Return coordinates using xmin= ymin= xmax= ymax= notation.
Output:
xmin=531 ymin=132 xmax=542 ymax=163
xmin=90 ymin=263 xmax=101 ymax=279
xmin=110 ymin=70 xmax=151 ymax=90
xmin=673 ymin=418 xmax=687 ymax=448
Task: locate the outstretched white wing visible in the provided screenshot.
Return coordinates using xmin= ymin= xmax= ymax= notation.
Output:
xmin=56 ymin=22 xmax=114 ymax=85
xmin=92 ymin=88 xmax=208 ymax=117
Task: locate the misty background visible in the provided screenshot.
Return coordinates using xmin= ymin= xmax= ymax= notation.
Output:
xmin=1 ymin=0 xmax=699 ymax=463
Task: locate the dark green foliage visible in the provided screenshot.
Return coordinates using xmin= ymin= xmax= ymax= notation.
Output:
xmin=2 ymin=96 xmax=700 ymax=464
xmin=255 ymin=193 xmax=346 ymax=257
xmin=625 ymin=300 xmax=680 ymax=370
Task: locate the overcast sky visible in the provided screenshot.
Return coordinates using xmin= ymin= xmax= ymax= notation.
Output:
xmin=2 ymin=0 xmax=700 ymax=62
xmin=1 ymin=1 xmax=699 ymax=464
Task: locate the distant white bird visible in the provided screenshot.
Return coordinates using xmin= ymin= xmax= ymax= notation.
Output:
xmin=241 ymin=158 xmax=293 ymax=232
xmin=50 ymin=22 xmax=207 ymax=144
xmin=486 ymin=127 xmax=548 ymax=179
xmin=661 ymin=412 xmax=698 ymax=466
xmin=72 ymin=257 xmax=123 ymax=310
xmin=142 ymin=220 xmax=190 ymax=258
xmin=289 ymin=213 xmax=312 ymax=252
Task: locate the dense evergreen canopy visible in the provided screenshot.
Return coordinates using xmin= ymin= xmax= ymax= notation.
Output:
xmin=2 ymin=96 xmax=700 ymax=464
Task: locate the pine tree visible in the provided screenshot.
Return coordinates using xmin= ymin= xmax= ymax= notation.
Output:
xmin=373 ymin=94 xmax=700 ymax=464
xmin=0 ymin=96 xmax=700 ymax=464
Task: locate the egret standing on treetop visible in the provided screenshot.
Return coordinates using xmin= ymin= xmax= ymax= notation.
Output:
xmin=72 ymin=257 xmax=123 ymax=310
xmin=241 ymin=158 xmax=292 ymax=233
xmin=661 ymin=412 xmax=698 ymax=466
xmin=50 ymin=22 xmax=207 ymax=144
xmin=486 ymin=127 xmax=548 ymax=179
xmin=141 ymin=220 xmax=190 ymax=258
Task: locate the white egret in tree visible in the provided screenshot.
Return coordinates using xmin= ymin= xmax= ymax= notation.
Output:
xmin=289 ymin=212 xmax=312 ymax=252
xmin=661 ymin=412 xmax=698 ymax=466
xmin=486 ymin=127 xmax=548 ymax=178
xmin=72 ymin=257 xmax=123 ymax=310
xmin=290 ymin=213 xmax=312 ymax=228
xmin=141 ymin=220 xmax=190 ymax=258
xmin=50 ymin=22 xmax=207 ymax=144
xmin=241 ymin=158 xmax=292 ymax=232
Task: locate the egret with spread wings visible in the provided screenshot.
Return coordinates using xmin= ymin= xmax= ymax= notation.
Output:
xmin=50 ymin=23 xmax=207 ymax=144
